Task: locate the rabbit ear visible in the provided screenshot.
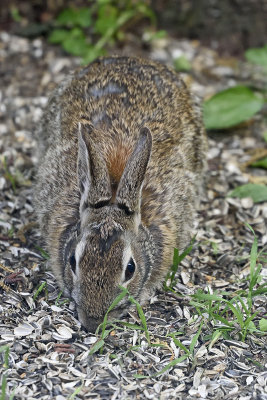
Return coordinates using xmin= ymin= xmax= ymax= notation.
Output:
xmin=116 ymin=127 xmax=152 ymax=214
xmin=77 ymin=123 xmax=112 ymax=209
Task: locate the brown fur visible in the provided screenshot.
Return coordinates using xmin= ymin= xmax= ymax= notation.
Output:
xmin=106 ymin=141 xmax=133 ymax=199
xmin=35 ymin=56 xmax=208 ymax=331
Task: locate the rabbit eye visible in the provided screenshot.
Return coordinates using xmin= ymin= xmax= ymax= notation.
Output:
xmin=69 ymin=253 xmax=76 ymax=273
xmin=125 ymin=258 xmax=135 ymax=282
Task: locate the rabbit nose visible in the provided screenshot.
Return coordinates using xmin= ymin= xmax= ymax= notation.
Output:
xmin=77 ymin=308 xmax=103 ymax=333
xmin=85 ymin=317 xmax=102 ymax=333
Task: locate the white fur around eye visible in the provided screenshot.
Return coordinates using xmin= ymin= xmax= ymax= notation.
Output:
xmin=120 ymin=243 xmax=135 ymax=286
xmin=80 ymin=180 xmax=90 ymax=213
xmin=74 ymin=235 xmax=87 ymax=279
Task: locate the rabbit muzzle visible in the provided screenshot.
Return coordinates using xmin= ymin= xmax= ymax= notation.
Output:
xmin=77 ymin=307 xmax=103 ymax=332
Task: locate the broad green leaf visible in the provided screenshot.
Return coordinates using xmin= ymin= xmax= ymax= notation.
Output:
xmin=57 ymin=8 xmax=77 ymax=25
xmin=57 ymin=8 xmax=92 ymax=28
xmin=245 ymin=45 xmax=267 ymax=70
xmin=62 ymin=29 xmax=89 ymax=57
xmin=252 ymin=157 xmax=267 ymax=169
xmin=74 ymin=8 xmax=92 ymax=28
xmin=203 ymin=86 xmax=264 ymax=130
xmin=247 ymin=321 xmax=257 ymax=332
xmin=259 ymin=318 xmax=267 ymax=332
xmin=228 ymin=183 xmax=267 ymax=203
xmin=244 ymin=312 xmax=259 ymax=328
xmin=95 ymin=5 xmax=118 ymax=36
xmin=48 ymin=29 xmax=70 ymax=44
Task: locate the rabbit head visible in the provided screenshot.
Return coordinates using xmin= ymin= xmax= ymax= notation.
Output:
xmin=63 ymin=123 xmax=153 ymax=331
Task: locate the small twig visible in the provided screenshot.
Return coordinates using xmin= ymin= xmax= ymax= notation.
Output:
xmin=0 ymin=265 xmax=25 ymax=290
xmin=54 ymin=343 xmax=76 ymax=354
xmin=4 ymin=270 xmax=24 ymax=285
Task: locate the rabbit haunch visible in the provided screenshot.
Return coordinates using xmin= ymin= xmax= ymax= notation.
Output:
xmin=35 ymin=56 xmax=207 ymax=331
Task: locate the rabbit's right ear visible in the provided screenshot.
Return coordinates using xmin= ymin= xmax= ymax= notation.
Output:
xmin=116 ymin=127 xmax=152 ymax=214
xmin=77 ymin=123 xmax=112 ymax=211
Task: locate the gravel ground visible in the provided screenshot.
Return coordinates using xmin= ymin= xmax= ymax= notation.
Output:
xmin=0 ymin=32 xmax=267 ymax=399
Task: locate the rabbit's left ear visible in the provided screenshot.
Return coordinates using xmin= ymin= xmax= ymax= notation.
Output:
xmin=116 ymin=127 xmax=152 ymax=214
xmin=77 ymin=123 xmax=112 ymax=212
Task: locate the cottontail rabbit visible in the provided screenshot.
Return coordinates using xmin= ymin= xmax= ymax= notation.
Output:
xmin=35 ymin=56 xmax=207 ymax=331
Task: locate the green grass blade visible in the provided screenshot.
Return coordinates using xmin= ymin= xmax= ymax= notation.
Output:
xmin=245 ymin=311 xmax=260 ymax=327
xmin=134 ymin=354 xmax=189 ymax=379
xmin=119 ymin=322 xmax=144 ymax=330
xmin=164 ymin=237 xmax=195 ymax=289
xmin=169 ymin=334 xmax=190 ymax=355
xmin=209 ymin=330 xmax=222 ymax=348
xmin=0 ymin=346 xmax=10 ymax=368
xmin=68 ymin=384 xmax=83 ymax=400
xmin=99 ymin=286 xmax=128 ymax=338
xmin=176 ymin=236 xmax=196 ymax=265
xmin=210 ymin=312 xmax=233 ymax=327
xmin=193 ymin=292 xmax=224 ymax=302
xmin=223 ymin=300 xmax=244 ymax=329
xmin=128 ymin=296 xmax=150 ymax=344
xmin=0 ymin=374 xmax=7 ymax=400
xmin=250 ymin=264 xmax=262 ymax=290
xmin=249 ymin=235 xmax=258 ymax=281
xmin=33 ymin=281 xmax=47 ymax=301
xmin=34 ymin=245 xmax=50 ymax=260
xmin=89 ymin=339 xmax=105 ymax=355
xmin=9 ymin=387 xmax=17 ymax=400
xmin=233 ymin=295 xmax=250 ymax=316
xmin=251 ymin=284 xmax=267 ymax=296
xmin=189 ymin=322 xmax=203 ymax=354
xmin=154 ymin=354 xmax=189 ymax=377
